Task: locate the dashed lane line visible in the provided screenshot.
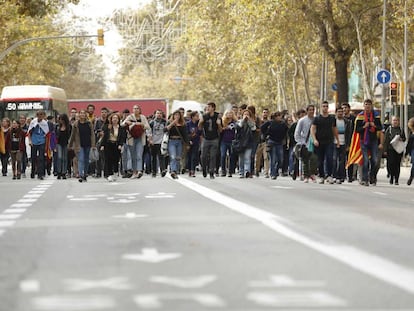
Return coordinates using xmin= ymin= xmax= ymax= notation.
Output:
xmin=4 ymin=208 xmax=26 ymax=213
xmin=0 ymin=180 xmax=54 ymax=238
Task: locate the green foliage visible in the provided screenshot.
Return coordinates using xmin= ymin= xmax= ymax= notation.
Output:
xmin=0 ymin=0 xmax=107 ymax=101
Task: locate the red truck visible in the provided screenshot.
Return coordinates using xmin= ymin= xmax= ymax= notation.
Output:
xmin=67 ymin=98 xmax=169 ymax=117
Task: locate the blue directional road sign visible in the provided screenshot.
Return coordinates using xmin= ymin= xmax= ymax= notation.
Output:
xmin=377 ymin=70 xmax=391 ymax=84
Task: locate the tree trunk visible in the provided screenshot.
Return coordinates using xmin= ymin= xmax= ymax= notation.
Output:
xmin=335 ymin=57 xmax=349 ymax=105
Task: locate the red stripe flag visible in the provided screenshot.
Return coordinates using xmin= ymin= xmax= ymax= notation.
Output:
xmin=346 ymin=132 xmax=363 ymax=168
xmin=0 ymin=130 xmax=5 ymax=154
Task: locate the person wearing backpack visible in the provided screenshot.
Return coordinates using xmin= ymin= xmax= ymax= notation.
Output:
xmin=261 ymin=111 xmax=289 ymax=180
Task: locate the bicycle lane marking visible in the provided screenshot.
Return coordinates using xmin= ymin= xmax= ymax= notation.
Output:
xmin=175 ymin=177 xmax=414 ymax=295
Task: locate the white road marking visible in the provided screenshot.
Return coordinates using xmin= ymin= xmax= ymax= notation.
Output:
xmin=247 ymin=291 xmax=347 ymax=307
xmin=150 ymin=275 xmax=217 ymax=288
xmin=69 ymin=198 xmax=98 ymax=201
xmin=63 ymin=277 xmax=131 ymax=291
xmin=34 ymin=186 xmax=51 ymax=189
xmin=18 ymin=199 xmax=37 ymax=203
xmin=123 ymin=248 xmax=182 ymax=263
xmin=108 ymin=199 xmax=139 ymax=204
xmin=31 ymin=295 xmax=115 ymax=310
xmin=84 ymin=194 xmax=107 ymax=198
xmin=4 ymin=208 xmax=27 ymax=213
xmin=176 ymin=177 xmax=414 ymax=295
xmin=373 ymin=191 xmax=388 ymax=196
xmin=270 ymin=186 xmax=294 ymax=189
xmin=0 ymin=214 xmax=21 ymax=220
xmin=20 ymin=280 xmax=40 ymax=292
xmin=23 ymin=194 xmax=42 ymax=198
xmin=112 ymin=213 xmax=148 ymax=219
xmin=249 ymin=275 xmax=325 ymax=288
xmin=115 ymin=193 xmax=141 ymax=196
xmin=145 ymin=192 xmax=175 ymax=199
xmin=10 ymin=203 xmax=32 ymax=208
xmin=134 ymin=293 xmax=226 ymax=309
xmin=0 ymin=181 xmax=53 ymax=239
xmin=28 ymin=190 xmax=45 ymax=194
xmin=0 ymin=220 xmax=16 ymax=227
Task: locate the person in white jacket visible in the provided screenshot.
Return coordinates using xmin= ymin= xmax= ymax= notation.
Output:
xmin=294 ymin=105 xmax=318 ymax=182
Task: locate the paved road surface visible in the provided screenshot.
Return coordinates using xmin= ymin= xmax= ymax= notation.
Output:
xmin=0 ymin=165 xmax=413 ymax=310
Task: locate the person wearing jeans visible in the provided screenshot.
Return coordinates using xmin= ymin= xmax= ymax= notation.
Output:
xmin=28 ymin=111 xmax=49 ymax=180
xmin=354 ymin=99 xmax=382 ymax=186
xmin=68 ymin=109 xmax=96 ymax=182
xmin=199 ymin=102 xmax=222 ymax=179
xmin=311 ymin=101 xmax=339 ymax=184
xmin=166 ymin=110 xmax=189 ymax=179
xmin=261 ymin=111 xmax=288 ymax=180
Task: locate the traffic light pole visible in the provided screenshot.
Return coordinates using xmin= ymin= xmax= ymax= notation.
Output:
xmin=0 ymin=34 xmax=99 ymax=63
xmin=403 ymin=0 xmax=409 ymax=139
xmin=380 ymin=0 xmax=387 ymax=122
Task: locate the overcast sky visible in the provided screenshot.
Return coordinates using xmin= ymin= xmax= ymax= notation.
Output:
xmin=71 ymin=0 xmax=150 ymax=17
xmin=66 ymin=0 xmax=151 ymax=89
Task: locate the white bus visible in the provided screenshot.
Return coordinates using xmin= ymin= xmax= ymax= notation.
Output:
xmin=0 ymin=85 xmax=67 ymax=120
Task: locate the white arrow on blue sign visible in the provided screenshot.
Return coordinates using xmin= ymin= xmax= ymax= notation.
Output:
xmin=377 ymin=70 xmax=391 ymax=84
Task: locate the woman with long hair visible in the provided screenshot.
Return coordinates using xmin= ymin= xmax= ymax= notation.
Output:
xmin=186 ymin=111 xmax=202 ymax=177
xmin=56 ymin=113 xmax=71 ymax=179
xmin=7 ymin=120 xmax=25 ymax=179
xmin=101 ymin=113 xmax=126 ymax=182
xmin=166 ymin=110 xmax=189 ymax=179
xmin=220 ymin=109 xmax=237 ymax=177
xmin=69 ymin=109 xmax=96 ymax=182
xmin=121 ymin=105 xmax=150 ymax=179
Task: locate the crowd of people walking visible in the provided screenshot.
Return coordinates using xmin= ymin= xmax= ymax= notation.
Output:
xmin=1 ymin=99 xmax=414 ymax=186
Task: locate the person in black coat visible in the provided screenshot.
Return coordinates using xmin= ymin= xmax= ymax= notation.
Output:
xmin=100 ymin=113 xmax=127 ymax=181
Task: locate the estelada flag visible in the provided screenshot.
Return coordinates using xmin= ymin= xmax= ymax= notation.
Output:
xmin=0 ymin=130 xmax=5 ymax=154
xmin=346 ymin=131 xmax=363 ymax=168
xmin=45 ymin=132 xmax=52 ymax=160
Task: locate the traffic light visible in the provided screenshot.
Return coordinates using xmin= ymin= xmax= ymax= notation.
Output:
xmin=390 ymin=82 xmax=398 ymax=104
xmin=97 ymin=28 xmax=104 ymax=46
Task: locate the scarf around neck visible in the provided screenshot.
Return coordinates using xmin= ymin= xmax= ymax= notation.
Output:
xmin=363 ymin=111 xmax=375 ymax=145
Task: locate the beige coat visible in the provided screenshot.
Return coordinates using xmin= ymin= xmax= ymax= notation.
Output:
xmin=68 ymin=120 xmax=96 ymax=152
xmin=121 ymin=114 xmax=150 ymax=146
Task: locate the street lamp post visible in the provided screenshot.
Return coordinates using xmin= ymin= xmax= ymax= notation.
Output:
xmin=381 ymin=0 xmax=387 ymax=122
xmin=403 ymin=0 xmax=409 ymax=138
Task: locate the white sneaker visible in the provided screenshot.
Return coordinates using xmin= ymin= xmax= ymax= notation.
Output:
xmin=108 ymin=175 xmax=113 ymax=182
xmin=327 ymin=176 xmax=334 ymax=184
xmin=319 ymin=178 xmax=325 ymax=184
